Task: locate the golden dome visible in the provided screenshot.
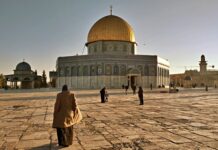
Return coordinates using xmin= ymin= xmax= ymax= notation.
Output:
xmin=87 ymin=15 xmax=135 ymax=44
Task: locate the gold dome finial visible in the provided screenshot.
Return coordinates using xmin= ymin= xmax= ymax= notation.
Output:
xmin=110 ymin=5 xmax=112 ymax=15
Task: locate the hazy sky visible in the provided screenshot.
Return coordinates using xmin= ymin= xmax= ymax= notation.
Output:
xmin=1 ymin=0 xmax=218 ymax=77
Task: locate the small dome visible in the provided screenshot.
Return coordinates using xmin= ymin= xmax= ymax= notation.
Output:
xmin=16 ymin=61 xmax=31 ymax=71
xmin=87 ymin=15 xmax=135 ymax=44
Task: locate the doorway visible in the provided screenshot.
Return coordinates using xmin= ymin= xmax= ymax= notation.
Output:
xmin=130 ymin=76 xmax=136 ymax=87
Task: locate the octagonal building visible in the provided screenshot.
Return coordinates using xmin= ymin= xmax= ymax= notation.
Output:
xmin=55 ymin=14 xmax=170 ymax=89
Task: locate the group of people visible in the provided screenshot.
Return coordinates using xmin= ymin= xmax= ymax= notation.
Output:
xmin=52 ymin=84 xmax=144 ymax=147
xmin=100 ymin=85 xmax=144 ymax=105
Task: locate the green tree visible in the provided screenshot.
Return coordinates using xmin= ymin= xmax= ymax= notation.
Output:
xmin=41 ymin=70 xmax=47 ymax=88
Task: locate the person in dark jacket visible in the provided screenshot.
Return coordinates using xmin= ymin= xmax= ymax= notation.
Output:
xmin=125 ymin=85 xmax=129 ymax=95
xmin=105 ymin=89 xmax=109 ymax=102
xmin=150 ymin=84 xmax=153 ymax=90
xmin=138 ymin=86 xmax=144 ymax=105
xmin=100 ymin=87 xmax=106 ymax=103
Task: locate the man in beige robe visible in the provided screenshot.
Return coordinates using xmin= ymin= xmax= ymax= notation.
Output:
xmin=52 ymin=85 xmax=77 ymax=147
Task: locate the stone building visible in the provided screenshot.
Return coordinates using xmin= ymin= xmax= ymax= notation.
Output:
xmin=170 ymin=55 xmax=218 ymax=88
xmin=5 ymin=61 xmax=42 ymax=89
xmin=54 ymin=13 xmax=170 ymax=89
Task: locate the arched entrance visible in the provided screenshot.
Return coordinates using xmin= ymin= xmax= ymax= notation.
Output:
xmin=21 ymin=77 xmax=33 ymax=89
xmin=127 ymin=68 xmax=141 ymax=87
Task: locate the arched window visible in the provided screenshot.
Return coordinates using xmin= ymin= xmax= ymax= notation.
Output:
xmin=105 ymin=64 xmax=112 ymax=75
xmin=71 ymin=66 xmax=77 ymax=76
xmin=65 ymin=67 xmax=70 ymax=76
xmin=59 ymin=67 xmax=64 ymax=77
xmin=120 ymin=65 xmax=126 ymax=76
xmin=83 ymin=66 xmax=88 ymax=76
xmin=113 ymin=65 xmax=119 ymax=75
xmin=97 ymin=65 xmax=102 ymax=75
xmin=90 ymin=65 xmax=96 ymax=76
xmin=94 ymin=45 xmax=97 ymax=53
xmin=144 ymin=65 xmax=149 ymax=76
xmin=137 ymin=65 xmax=143 ymax=74
xmin=77 ymin=66 xmax=83 ymax=76
xmin=149 ymin=65 xmax=156 ymax=76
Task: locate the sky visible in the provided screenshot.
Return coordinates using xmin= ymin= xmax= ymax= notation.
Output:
xmin=1 ymin=0 xmax=218 ymax=77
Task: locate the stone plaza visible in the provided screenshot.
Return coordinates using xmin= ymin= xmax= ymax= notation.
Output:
xmin=0 ymin=88 xmax=218 ymax=150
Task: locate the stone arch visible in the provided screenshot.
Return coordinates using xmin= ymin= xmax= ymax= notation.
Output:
xmin=127 ymin=68 xmax=140 ymax=76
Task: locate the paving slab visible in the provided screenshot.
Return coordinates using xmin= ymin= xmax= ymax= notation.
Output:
xmin=0 ymin=88 xmax=218 ymax=150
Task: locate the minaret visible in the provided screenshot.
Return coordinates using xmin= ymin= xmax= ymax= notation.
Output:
xmin=199 ymin=54 xmax=207 ymax=74
xmin=110 ymin=5 xmax=113 ymax=15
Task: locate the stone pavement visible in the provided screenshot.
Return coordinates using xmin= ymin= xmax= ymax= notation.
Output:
xmin=0 ymin=88 xmax=218 ymax=150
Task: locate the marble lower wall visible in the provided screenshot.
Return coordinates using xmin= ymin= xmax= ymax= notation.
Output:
xmin=57 ymin=76 xmax=167 ymax=89
xmin=157 ymin=76 xmax=170 ymax=87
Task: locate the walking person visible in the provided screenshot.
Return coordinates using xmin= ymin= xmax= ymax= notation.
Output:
xmin=132 ymin=85 xmax=136 ymax=95
xmin=150 ymin=83 xmax=153 ymax=90
xmin=52 ymin=85 xmax=82 ymax=147
xmin=205 ymin=85 xmax=208 ymax=91
xmin=100 ymin=87 xmax=106 ymax=103
xmin=138 ymin=86 xmax=144 ymax=105
xmin=105 ymin=89 xmax=109 ymax=102
xmin=125 ymin=85 xmax=129 ymax=95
